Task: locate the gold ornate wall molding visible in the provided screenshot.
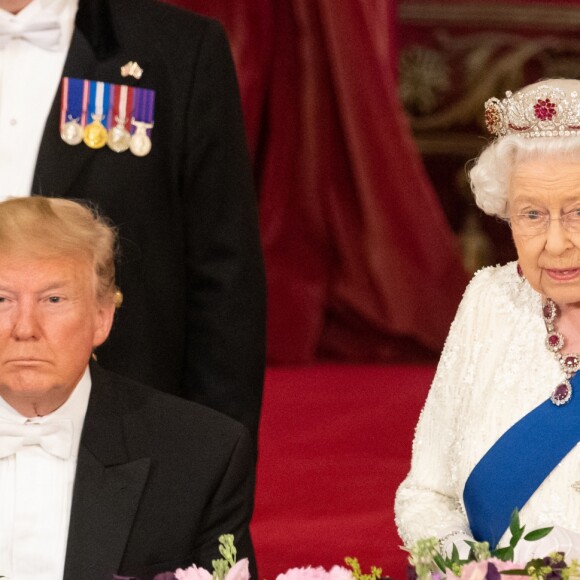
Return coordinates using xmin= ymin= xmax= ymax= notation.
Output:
xmin=400 ymin=2 xmax=580 ymax=31
xmin=396 ymin=1 xmax=580 ymax=268
xmin=399 ymin=1 xmax=580 ymax=153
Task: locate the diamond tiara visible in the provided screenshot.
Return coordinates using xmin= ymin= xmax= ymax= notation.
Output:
xmin=485 ymin=84 xmax=580 ymax=138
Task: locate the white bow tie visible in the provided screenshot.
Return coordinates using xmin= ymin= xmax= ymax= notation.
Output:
xmin=0 ymin=18 xmax=62 ymax=51
xmin=0 ymin=419 xmax=73 ymax=459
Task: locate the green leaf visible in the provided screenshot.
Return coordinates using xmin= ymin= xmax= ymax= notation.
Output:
xmin=492 ymin=546 xmax=514 ymax=561
xmin=501 ymin=570 xmax=528 ymax=575
xmin=523 ymin=527 xmax=553 ymax=541
xmin=509 ymin=525 xmax=524 ymax=548
xmin=451 ymin=543 xmax=459 ymax=562
xmin=526 ymin=558 xmax=546 ymax=569
xmin=433 ymin=554 xmax=447 ymax=573
xmin=509 ymin=509 xmax=521 ymax=536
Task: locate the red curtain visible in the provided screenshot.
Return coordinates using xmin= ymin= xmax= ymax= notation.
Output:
xmin=166 ymin=0 xmax=468 ymax=363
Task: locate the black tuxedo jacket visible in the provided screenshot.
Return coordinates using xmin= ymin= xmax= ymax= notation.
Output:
xmin=32 ymin=0 xmax=266 ymax=442
xmin=62 ymin=363 xmax=256 ymax=580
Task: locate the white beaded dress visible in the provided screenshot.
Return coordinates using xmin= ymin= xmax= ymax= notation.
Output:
xmin=395 ymin=262 xmax=580 ymax=547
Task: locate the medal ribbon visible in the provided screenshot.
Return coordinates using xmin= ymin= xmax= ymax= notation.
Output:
xmin=60 ymin=77 xmax=85 ymax=128
xmin=132 ymin=87 xmax=155 ymax=136
xmin=88 ymin=81 xmax=111 ymax=126
xmin=463 ymin=371 xmax=580 ymax=547
xmin=112 ymin=83 xmax=134 ymax=130
xmin=81 ymin=80 xmax=89 ymax=126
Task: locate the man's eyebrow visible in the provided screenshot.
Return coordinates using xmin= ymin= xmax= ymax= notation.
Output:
xmin=37 ymin=281 xmax=75 ymax=293
xmin=0 ymin=281 xmax=73 ymax=293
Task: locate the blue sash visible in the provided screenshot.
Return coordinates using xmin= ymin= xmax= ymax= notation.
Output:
xmin=463 ymin=372 xmax=580 ymax=547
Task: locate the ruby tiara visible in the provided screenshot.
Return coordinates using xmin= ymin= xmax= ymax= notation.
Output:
xmin=485 ymin=85 xmax=580 ymax=139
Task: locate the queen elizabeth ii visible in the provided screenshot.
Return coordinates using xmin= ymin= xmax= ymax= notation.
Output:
xmin=395 ymin=78 xmax=580 ymax=560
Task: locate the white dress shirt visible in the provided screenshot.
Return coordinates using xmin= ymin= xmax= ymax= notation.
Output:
xmin=0 ymin=367 xmax=91 ymax=580
xmin=395 ymin=262 xmax=580 ymax=548
xmin=0 ymin=0 xmax=77 ymax=200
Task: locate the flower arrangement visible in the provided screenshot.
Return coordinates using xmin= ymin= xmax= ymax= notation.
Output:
xmin=274 ymin=557 xmax=382 ymax=580
xmin=114 ymin=534 xmax=249 ymax=580
xmin=112 ymin=535 xmax=384 ymax=580
xmin=405 ymin=510 xmax=580 ymax=580
xmin=110 ymin=512 xmax=580 ymax=580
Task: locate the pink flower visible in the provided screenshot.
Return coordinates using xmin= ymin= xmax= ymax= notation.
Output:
xmin=451 ymin=560 xmax=488 ymax=580
xmin=224 ymin=559 xmax=251 ymax=580
xmin=327 ymin=567 xmax=355 ymax=580
xmin=488 ymin=559 xmax=527 ymax=579
xmin=174 ymin=565 xmax=213 ymax=580
xmin=174 ymin=559 xmax=250 ymax=580
xmin=275 ymin=566 xmax=354 ymax=580
xmin=448 ymin=559 xmax=527 ymax=580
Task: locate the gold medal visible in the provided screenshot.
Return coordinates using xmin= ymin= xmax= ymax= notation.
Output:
xmin=83 ymin=114 xmax=108 ymax=149
xmin=60 ymin=119 xmax=83 ymax=146
xmin=107 ymin=118 xmax=131 ymax=153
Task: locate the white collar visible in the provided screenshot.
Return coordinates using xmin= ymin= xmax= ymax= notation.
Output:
xmin=0 ymin=0 xmax=79 ymax=51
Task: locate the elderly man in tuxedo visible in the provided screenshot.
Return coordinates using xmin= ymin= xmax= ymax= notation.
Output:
xmin=0 ymin=197 xmax=256 ymax=579
xmin=0 ymin=0 xmax=265 ymax=445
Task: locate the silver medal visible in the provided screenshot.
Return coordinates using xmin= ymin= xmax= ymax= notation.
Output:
xmin=61 ymin=119 xmax=83 ymax=146
xmin=130 ymin=120 xmax=153 ymax=157
xmin=108 ymin=122 xmax=131 ymax=153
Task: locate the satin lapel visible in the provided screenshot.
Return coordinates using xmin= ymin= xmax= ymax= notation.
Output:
xmin=63 ymin=366 xmax=151 ymax=579
xmin=32 ymin=0 xmax=119 ymax=198
xmin=63 ymin=449 xmax=150 ymax=579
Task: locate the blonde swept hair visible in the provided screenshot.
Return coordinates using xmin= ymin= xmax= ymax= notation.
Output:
xmin=0 ymin=196 xmax=121 ymax=306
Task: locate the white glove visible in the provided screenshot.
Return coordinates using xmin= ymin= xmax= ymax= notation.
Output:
xmin=441 ymin=532 xmax=474 ymax=559
xmin=513 ymin=525 xmax=580 ymax=562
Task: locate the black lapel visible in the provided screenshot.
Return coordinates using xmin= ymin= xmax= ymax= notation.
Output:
xmin=75 ymin=0 xmax=119 ymax=61
xmin=31 ymin=0 xmax=119 ymax=198
xmin=63 ymin=366 xmax=151 ymax=579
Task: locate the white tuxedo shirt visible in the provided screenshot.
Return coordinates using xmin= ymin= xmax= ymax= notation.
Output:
xmin=0 ymin=368 xmax=90 ymax=579
xmin=0 ymin=0 xmax=77 ymax=199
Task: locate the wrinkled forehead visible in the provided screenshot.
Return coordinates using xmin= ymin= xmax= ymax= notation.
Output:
xmin=0 ymin=238 xmax=93 ymax=264
xmin=0 ymin=244 xmax=98 ymax=287
xmin=509 ymin=158 xmax=580 ymax=207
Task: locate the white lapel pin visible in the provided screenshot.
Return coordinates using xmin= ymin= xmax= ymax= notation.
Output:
xmin=121 ymin=61 xmax=143 ymax=80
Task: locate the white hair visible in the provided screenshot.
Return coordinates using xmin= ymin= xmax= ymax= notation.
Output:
xmin=469 ymin=135 xmax=580 ymax=219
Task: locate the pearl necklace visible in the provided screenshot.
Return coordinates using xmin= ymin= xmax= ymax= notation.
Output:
xmin=543 ymin=298 xmax=580 ymax=405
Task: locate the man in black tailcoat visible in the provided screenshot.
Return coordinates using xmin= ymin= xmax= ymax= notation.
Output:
xmin=0 ymin=0 xmax=265 ymax=443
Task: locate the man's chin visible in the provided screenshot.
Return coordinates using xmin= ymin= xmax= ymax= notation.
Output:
xmin=0 ymin=373 xmax=57 ymax=401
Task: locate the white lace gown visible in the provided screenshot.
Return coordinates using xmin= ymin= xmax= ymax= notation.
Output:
xmin=395 ymin=262 xmax=580 ymax=548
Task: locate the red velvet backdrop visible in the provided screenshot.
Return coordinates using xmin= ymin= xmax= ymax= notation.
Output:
xmin=165 ymin=0 xmax=468 ymax=363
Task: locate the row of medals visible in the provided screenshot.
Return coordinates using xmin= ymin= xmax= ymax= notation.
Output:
xmin=61 ymin=113 xmax=153 ymax=157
